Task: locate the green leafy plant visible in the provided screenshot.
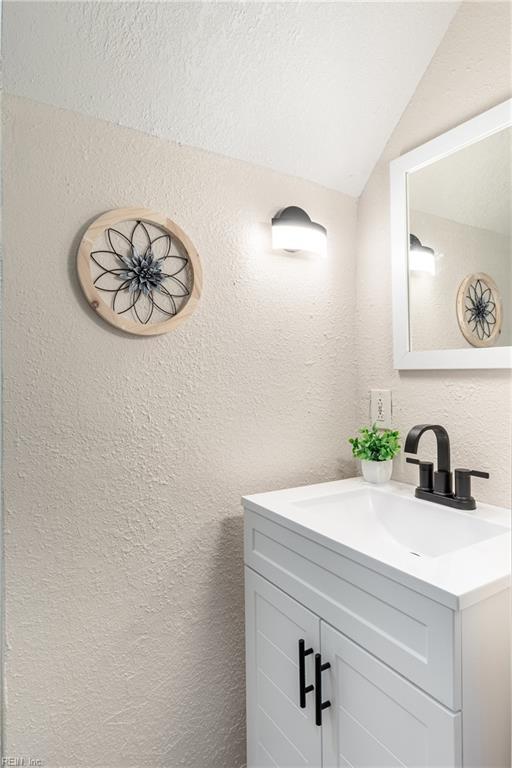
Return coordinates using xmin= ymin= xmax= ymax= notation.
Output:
xmin=349 ymin=424 xmax=400 ymax=462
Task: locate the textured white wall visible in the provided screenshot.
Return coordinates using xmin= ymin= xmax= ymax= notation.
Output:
xmin=356 ymin=1 xmax=512 ymax=508
xmin=3 ymin=95 xmax=357 ymax=766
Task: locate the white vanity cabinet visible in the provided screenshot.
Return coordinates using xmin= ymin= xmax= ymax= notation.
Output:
xmin=243 ymin=481 xmax=511 ymax=768
xmin=321 ymin=620 xmax=461 ymax=768
xmin=245 ymin=568 xmax=461 ymax=768
xmin=245 ymin=568 xmax=321 ymax=767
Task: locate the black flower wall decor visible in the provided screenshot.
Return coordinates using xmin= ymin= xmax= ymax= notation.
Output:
xmin=456 ymin=272 xmax=502 ymax=348
xmin=77 ymin=208 xmax=202 ymax=336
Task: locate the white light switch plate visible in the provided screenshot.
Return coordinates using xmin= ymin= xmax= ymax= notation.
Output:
xmin=370 ymin=389 xmax=392 ymax=428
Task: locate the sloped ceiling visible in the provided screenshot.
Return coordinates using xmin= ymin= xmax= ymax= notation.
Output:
xmin=3 ymin=1 xmax=459 ymax=196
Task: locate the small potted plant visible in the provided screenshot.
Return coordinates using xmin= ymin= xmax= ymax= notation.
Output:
xmin=349 ymin=424 xmax=400 ymax=484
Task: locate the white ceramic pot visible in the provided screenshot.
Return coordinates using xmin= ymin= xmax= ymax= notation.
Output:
xmin=361 ymin=459 xmax=393 ymax=484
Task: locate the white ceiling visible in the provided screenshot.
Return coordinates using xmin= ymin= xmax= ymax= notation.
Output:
xmin=3 ymin=1 xmax=459 ymax=197
xmin=410 ymin=127 xmax=511 ymax=236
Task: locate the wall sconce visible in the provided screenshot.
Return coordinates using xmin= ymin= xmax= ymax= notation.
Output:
xmin=409 ymin=233 xmax=436 ymax=275
xmin=272 ymin=206 xmax=327 ymax=257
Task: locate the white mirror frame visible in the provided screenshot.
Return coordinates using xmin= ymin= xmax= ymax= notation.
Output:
xmin=390 ymin=99 xmax=512 ymax=370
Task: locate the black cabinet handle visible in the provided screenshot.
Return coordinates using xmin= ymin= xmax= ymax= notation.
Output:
xmin=314 ymin=652 xmax=331 ymax=726
xmin=298 ymin=639 xmax=314 ymax=708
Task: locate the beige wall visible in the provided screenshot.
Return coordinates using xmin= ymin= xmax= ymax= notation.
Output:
xmin=3 ymin=95 xmax=357 ymax=766
xmin=356 ymin=0 xmax=512 ymax=508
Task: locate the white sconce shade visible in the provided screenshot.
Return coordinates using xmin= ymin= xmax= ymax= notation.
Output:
xmin=272 ymin=206 xmax=327 ymax=256
xmin=409 ymin=233 xmax=436 ymax=275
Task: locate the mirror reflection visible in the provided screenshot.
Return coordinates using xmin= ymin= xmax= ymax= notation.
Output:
xmin=407 ymin=127 xmax=511 ymax=351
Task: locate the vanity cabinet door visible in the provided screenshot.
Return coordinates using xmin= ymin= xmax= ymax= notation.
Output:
xmin=321 ymin=621 xmax=462 ymax=768
xmin=245 ymin=567 xmax=322 ymax=768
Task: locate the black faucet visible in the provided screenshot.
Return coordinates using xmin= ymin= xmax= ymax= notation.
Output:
xmin=404 ymin=423 xmax=489 ymax=511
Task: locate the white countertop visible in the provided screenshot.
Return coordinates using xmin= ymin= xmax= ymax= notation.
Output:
xmin=243 ymin=477 xmax=511 ymax=610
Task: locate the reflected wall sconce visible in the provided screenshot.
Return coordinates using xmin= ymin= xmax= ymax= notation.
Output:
xmin=271 ymin=206 xmax=327 ymax=257
xmin=409 ymin=233 xmax=436 ymax=275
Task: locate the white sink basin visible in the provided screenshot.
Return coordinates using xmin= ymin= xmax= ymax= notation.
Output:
xmin=293 ymin=487 xmax=507 ymax=558
xmin=243 ymin=477 xmax=511 ymax=609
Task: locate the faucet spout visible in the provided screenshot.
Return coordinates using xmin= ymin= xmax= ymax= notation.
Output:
xmin=404 ymin=424 xmax=451 ymax=472
xmin=405 ymin=423 xmax=488 ymax=510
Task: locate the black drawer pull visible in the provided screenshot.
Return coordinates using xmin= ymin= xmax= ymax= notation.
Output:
xmin=298 ymin=639 xmax=314 ymax=708
xmin=314 ymin=652 xmax=331 ymax=726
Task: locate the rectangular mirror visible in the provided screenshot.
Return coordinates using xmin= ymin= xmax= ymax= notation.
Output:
xmin=390 ymin=100 xmax=511 ymax=369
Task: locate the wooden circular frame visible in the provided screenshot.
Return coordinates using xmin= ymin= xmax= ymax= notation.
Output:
xmin=456 ymin=272 xmax=502 ymax=348
xmin=77 ymin=208 xmax=202 ymax=336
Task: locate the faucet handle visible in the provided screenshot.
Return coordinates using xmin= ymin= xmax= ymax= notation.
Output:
xmin=454 ymin=468 xmax=489 ymax=505
xmin=406 ymin=457 xmax=434 ymax=491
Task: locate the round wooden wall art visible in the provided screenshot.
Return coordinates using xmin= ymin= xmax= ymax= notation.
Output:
xmin=77 ymin=208 xmax=202 ymax=336
xmin=456 ymin=272 xmax=502 ymax=347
